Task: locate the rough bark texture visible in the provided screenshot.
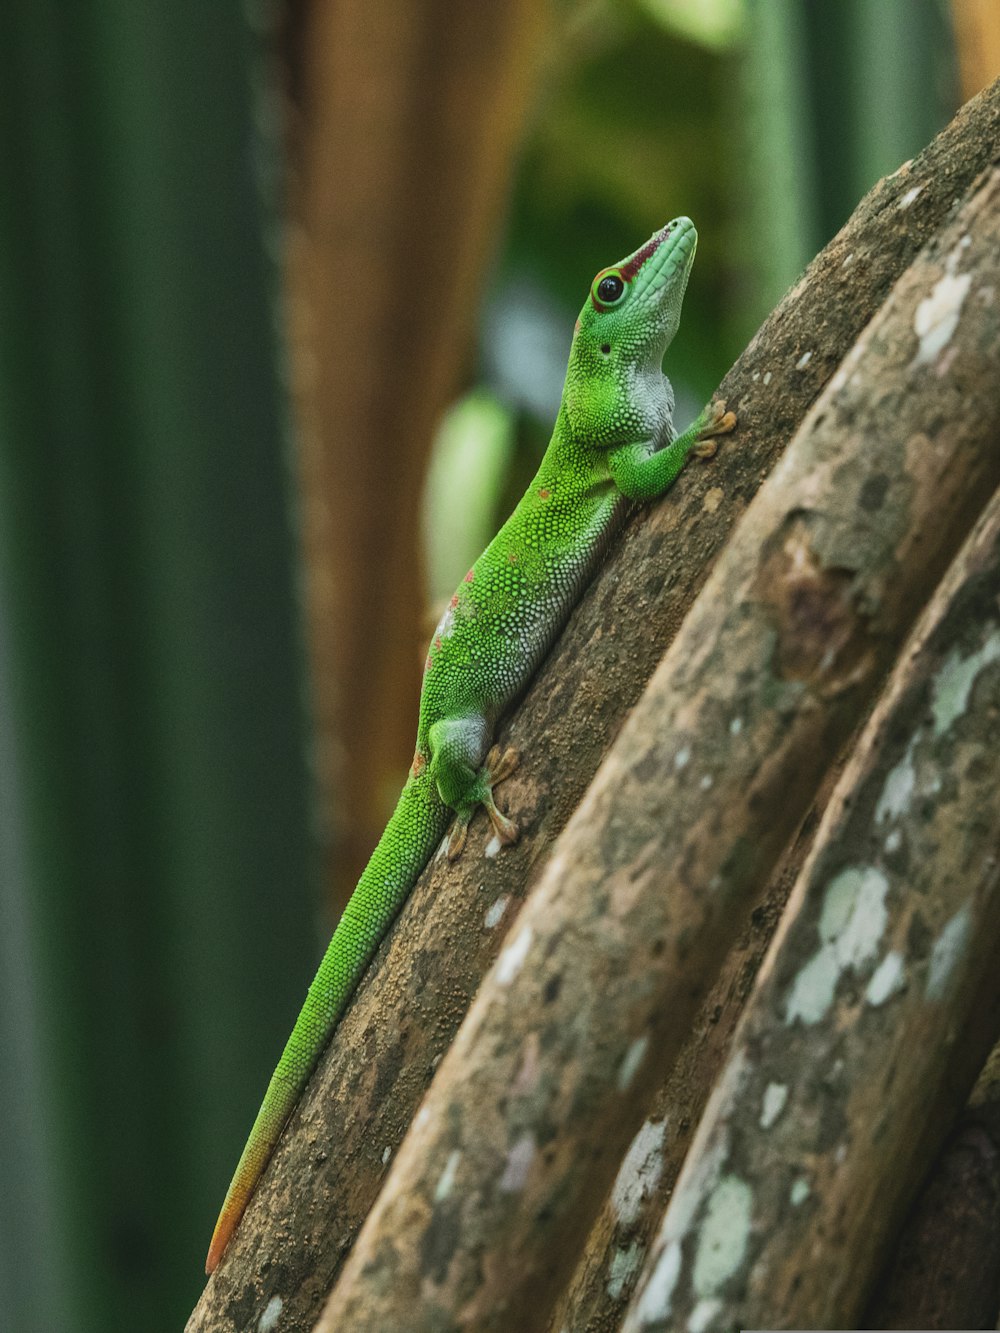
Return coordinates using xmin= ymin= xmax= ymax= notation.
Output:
xmin=188 ymin=79 xmax=1000 ymax=1333
xmin=623 ymin=486 xmax=1000 ymax=1332
xmin=288 ymin=0 xmax=547 ymax=912
xmin=315 ymin=167 xmax=1000 ymax=1333
xmin=546 ymin=763 xmax=846 ymax=1333
xmin=865 ymin=1041 xmax=1000 ymax=1330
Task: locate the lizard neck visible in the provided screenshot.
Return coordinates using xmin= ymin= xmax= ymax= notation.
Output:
xmin=561 ymin=341 xmax=675 ymax=451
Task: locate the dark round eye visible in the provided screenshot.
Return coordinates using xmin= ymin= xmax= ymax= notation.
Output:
xmin=597 ymin=274 xmax=624 ymax=304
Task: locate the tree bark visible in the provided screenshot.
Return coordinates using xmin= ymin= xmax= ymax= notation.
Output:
xmin=623 ymin=485 xmax=1000 ymax=1332
xmin=864 ymin=1041 xmax=1000 ymax=1330
xmin=546 ymin=761 xmax=847 ymax=1333
xmin=314 ymin=164 xmax=1000 ymax=1333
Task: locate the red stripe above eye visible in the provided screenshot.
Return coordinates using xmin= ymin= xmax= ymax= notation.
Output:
xmin=619 ymin=233 xmax=663 ymax=281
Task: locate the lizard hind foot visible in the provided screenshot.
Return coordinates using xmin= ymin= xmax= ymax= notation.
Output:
xmin=485 ymin=796 xmax=519 ymax=848
xmin=444 ymin=747 xmax=521 ymax=859
xmin=484 ymin=746 xmax=520 ymax=846
xmin=446 ymin=815 xmax=471 ymax=861
xmin=486 ymin=745 xmax=520 ymax=786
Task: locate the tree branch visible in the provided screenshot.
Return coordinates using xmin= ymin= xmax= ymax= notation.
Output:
xmin=548 ymin=759 xmax=847 ymax=1331
xmin=864 ymin=1040 xmax=1000 ymax=1330
xmin=624 ymin=485 xmax=1000 ymax=1332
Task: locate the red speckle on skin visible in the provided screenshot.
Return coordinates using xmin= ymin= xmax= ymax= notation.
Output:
xmin=411 ymin=751 xmax=427 ymax=777
xmin=424 ymin=654 xmax=433 ymax=673
xmin=538 ymin=488 xmax=550 ymax=499
xmin=464 ymin=569 xmax=475 ymax=583
xmin=507 ymin=551 xmax=518 ymax=564
xmin=449 ymin=593 xmax=460 ymax=610
xmin=435 ymin=636 xmax=442 ymax=649
xmin=574 ymin=318 xmax=582 ymax=333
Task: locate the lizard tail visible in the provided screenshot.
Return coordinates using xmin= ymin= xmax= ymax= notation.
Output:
xmin=205 ymin=770 xmax=450 ymax=1274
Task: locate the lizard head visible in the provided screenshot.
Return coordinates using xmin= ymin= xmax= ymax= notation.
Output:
xmin=563 ymin=217 xmax=697 ymax=444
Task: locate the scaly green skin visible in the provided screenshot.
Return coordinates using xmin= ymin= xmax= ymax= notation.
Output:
xmin=205 ymin=215 xmax=733 ymax=1274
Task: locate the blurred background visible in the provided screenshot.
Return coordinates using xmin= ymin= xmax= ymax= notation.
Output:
xmin=0 ymin=1 xmax=995 ymax=1329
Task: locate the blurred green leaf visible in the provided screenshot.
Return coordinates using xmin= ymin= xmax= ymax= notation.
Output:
xmin=637 ymin=0 xmax=746 ymax=48
xmin=423 ymin=392 xmax=517 ymax=604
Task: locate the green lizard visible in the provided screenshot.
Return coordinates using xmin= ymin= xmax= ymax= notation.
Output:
xmin=205 ymin=215 xmax=734 ymax=1274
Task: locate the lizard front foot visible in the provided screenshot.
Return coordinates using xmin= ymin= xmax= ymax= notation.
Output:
xmin=692 ymin=398 xmax=737 ymax=458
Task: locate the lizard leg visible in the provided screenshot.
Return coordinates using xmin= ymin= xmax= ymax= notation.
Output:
xmin=427 ymin=719 xmax=520 ymax=861
xmin=608 ymin=401 xmax=738 ymax=502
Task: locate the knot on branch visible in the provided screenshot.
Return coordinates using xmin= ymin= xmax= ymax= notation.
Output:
xmin=756 ymin=513 xmax=873 ymax=694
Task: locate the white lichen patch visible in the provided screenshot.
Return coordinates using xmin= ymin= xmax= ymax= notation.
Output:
xmin=664 ymin=1129 xmax=731 ymax=1245
xmin=381 ymin=1144 xmax=392 ymax=1166
xmin=790 ymin=1177 xmax=811 ymax=1206
xmin=674 ymin=746 xmax=691 ymax=771
xmin=931 ymin=631 xmax=1000 ymax=737
xmin=618 ymin=1034 xmax=650 ymax=1092
xmin=699 ymin=774 xmax=713 ymax=791
xmin=912 ymin=269 xmax=971 ymax=368
xmin=795 ymin=350 xmax=813 ymax=370
xmin=612 ymin=1118 xmax=667 ymax=1227
xmin=759 ymin=1082 xmax=788 ymax=1130
xmin=434 ymin=1149 xmax=462 ymax=1202
xmin=785 ymin=946 xmax=840 ymax=1025
xmin=484 ymin=834 xmax=503 ymax=859
xmin=842 ymin=252 xmax=854 ymax=267
xmin=633 ymin=1239 xmax=682 ymax=1324
xmin=499 ymin=1131 xmax=536 ymax=1192
xmin=688 ymin=1297 xmax=723 ymax=1333
xmin=258 ymin=1295 xmax=284 ymax=1333
xmin=898 ymin=184 xmax=924 ymax=209
xmin=926 ymin=903 xmax=972 ymax=1002
xmin=703 ymin=486 xmax=724 ymax=514
xmin=785 ymin=866 xmax=890 ymax=1024
xmin=884 ymin=829 xmax=902 ymax=854
xmin=729 ymin=716 xmax=743 ymax=736
xmin=692 ymin=1175 xmax=753 ymax=1298
xmin=866 ymin=950 xmax=906 ymax=1006
xmin=496 ymin=923 xmax=533 ymax=985
xmin=762 ymin=370 xmax=772 ymax=386
xmin=484 ymin=894 xmax=509 ymax=929
xmin=821 ymin=866 xmax=890 ymax=968
xmin=875 ymin=742 xmax=916 ymax=823
xmin=607 ymin=1239 xmax=645 ymax=1303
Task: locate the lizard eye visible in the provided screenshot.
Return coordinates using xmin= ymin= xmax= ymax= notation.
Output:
xmin=596 ymin=273 xmax=625 ymax=304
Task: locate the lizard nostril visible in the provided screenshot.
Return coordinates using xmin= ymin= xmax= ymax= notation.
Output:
xmin=601 ymin=343 xmax=611 ymax=355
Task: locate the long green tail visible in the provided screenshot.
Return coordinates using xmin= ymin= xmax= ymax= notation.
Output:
xmin=206 ymin=770 xmax=449 ymax=1272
